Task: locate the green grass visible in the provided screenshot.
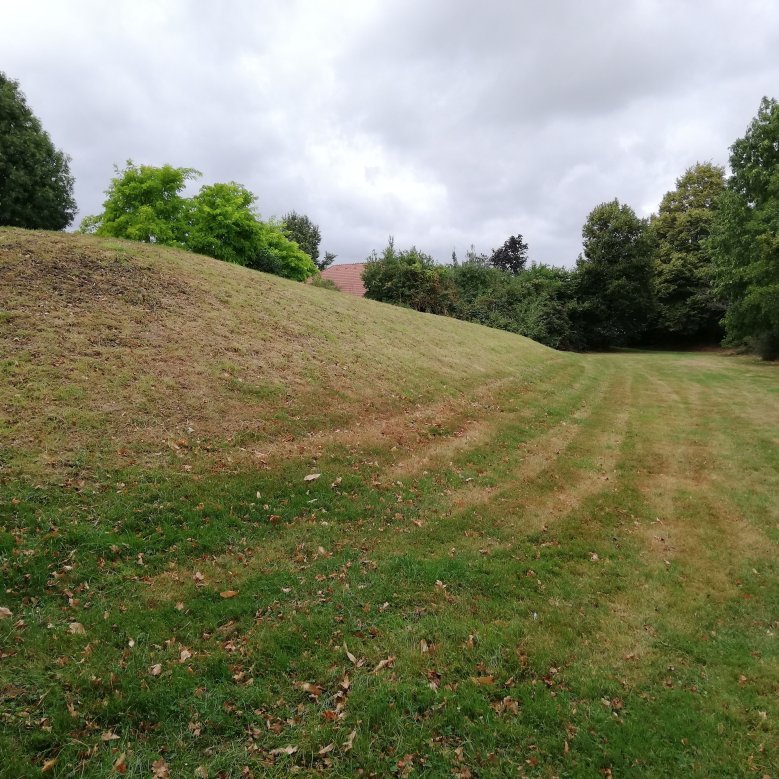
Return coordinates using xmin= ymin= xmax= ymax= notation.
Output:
xmin=1 ymin=230 xmax=777 ymax=777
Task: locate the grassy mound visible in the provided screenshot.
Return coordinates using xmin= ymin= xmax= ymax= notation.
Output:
xmin=1 ymin=229 xmax=553 ymax=485
xmin=0 ymin=229 xmax=777 ymax=777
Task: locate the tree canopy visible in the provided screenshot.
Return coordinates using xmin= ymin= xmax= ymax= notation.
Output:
xmin=489 ymin=233 xmax=529 ymax=274
xmin=81 ymin=162 xmax=316 ymax=282
xmin=573 ymin=200 xmax=654 ymax=349
xmin=246 ymin=220 xmax=319 ymax=281
xmin=0 ymin=71 xmax=76 ymax=229
xmin=649 ymin=162 xmax=726 ymax=342
xmin=710 ymin=97 xmax=779 ymax=358
xmin=187 ymin=182 xmax=262 ymax=265
xmin=282 ymin=211 xmax=318 ymax=263
xmin=82 ymin=162 xmax=198 ymax=244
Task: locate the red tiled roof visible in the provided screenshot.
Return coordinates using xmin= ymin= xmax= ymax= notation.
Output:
xmin=320 ymin=263 xmax=367 ymax=296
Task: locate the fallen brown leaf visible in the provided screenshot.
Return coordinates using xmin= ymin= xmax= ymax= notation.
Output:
xmin=151 ymin=757 xmax=170 ymax=778
xmin=150 ymin=663 xmax=162 ymax=676
xmin=41 ymin=758 xmax=57 ymax=772
xmin=220 ymin=590 xmax=239 ymax=599
xmin=0 ymin=607 xmax=12 ymax=619
xmin=101 ymin=731 xmax=120 ymax=741
xmin=113 ymin=752 xmax=127 ymax=773
xmin=372 ymin=656 xmax=395 ymax=673
xmin=68 ymin=622 xmax=86 ymax=635
xmin=304 ymin=473 xmax=321 ymax=482
xmin=302 ymin=682 xmax=324 ymax=699
xmin=269 ymin=745 xmax=298 ymax=756
xmin=343 ymin=729 xmax=357 ymax=751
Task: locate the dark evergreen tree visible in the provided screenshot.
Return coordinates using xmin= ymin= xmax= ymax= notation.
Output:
xmin=0 ymin=71 xmax=76 ymax=229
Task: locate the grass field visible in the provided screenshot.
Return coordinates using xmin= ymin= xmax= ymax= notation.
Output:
xmin=1 ymin=229 xmax=777 ymax=777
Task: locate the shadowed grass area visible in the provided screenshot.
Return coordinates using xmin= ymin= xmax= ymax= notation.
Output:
xmin=1 ymin=230 xmax=777 ymax=777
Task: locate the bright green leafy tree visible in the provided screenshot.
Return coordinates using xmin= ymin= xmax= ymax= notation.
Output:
xmin=0 ymin=71 xmax=76 ymax=229
xmin=82 ymin=161 xmax=198 ymax=244
xmin=649 ymin=162 xmax=726 ymax=343
xmin=187 ymin=182 xmax=262 ymax=265
xmin=248 ymin=220 xmax=318 ymax=281
xmin=81 ymin=163 xmax=316 ymax=282
xmin=710 ymin=97 xmax=779 ymax=358
xmin=573 ymin=199 xmax=654 ymax=349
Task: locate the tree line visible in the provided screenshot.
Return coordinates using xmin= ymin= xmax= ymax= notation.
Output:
xmin=363 ymin=99 xmax=779 ymax=359
xmin=1 ymin=68 xmax=777 ymax=358
xmin=363 ymin=166 xmax=720 ymax=352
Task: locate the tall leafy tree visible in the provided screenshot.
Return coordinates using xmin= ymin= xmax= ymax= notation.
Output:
xmin=489 ymin=233 xmax=529 ymax=274
xmin=649 ymin=162 xmax=726 ymax=342
xmin=0 ymin=71 xmax=76 ymax=229
xmin=710 ymin=97 xmax=779 ymax=358
xmin=573 ymin=199 xmax=654 ymax=349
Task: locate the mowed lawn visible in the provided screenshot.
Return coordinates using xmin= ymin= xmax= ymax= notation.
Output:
xmin=1 ymin=232 xmax=777 ymax=777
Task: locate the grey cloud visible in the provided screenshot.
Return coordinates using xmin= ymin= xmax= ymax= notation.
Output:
xmin=2 ymin=0 xmax=778 ymax=266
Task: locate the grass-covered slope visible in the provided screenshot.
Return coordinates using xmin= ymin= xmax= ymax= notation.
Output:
xmin=1 ymin=229 xmax=553 ymax=485
xmin=1 ymin=229 xmax=777 ymax=777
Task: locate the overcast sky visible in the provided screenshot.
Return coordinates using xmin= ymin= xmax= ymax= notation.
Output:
xmin=3 ymin=1 xmax=778 ymax=266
